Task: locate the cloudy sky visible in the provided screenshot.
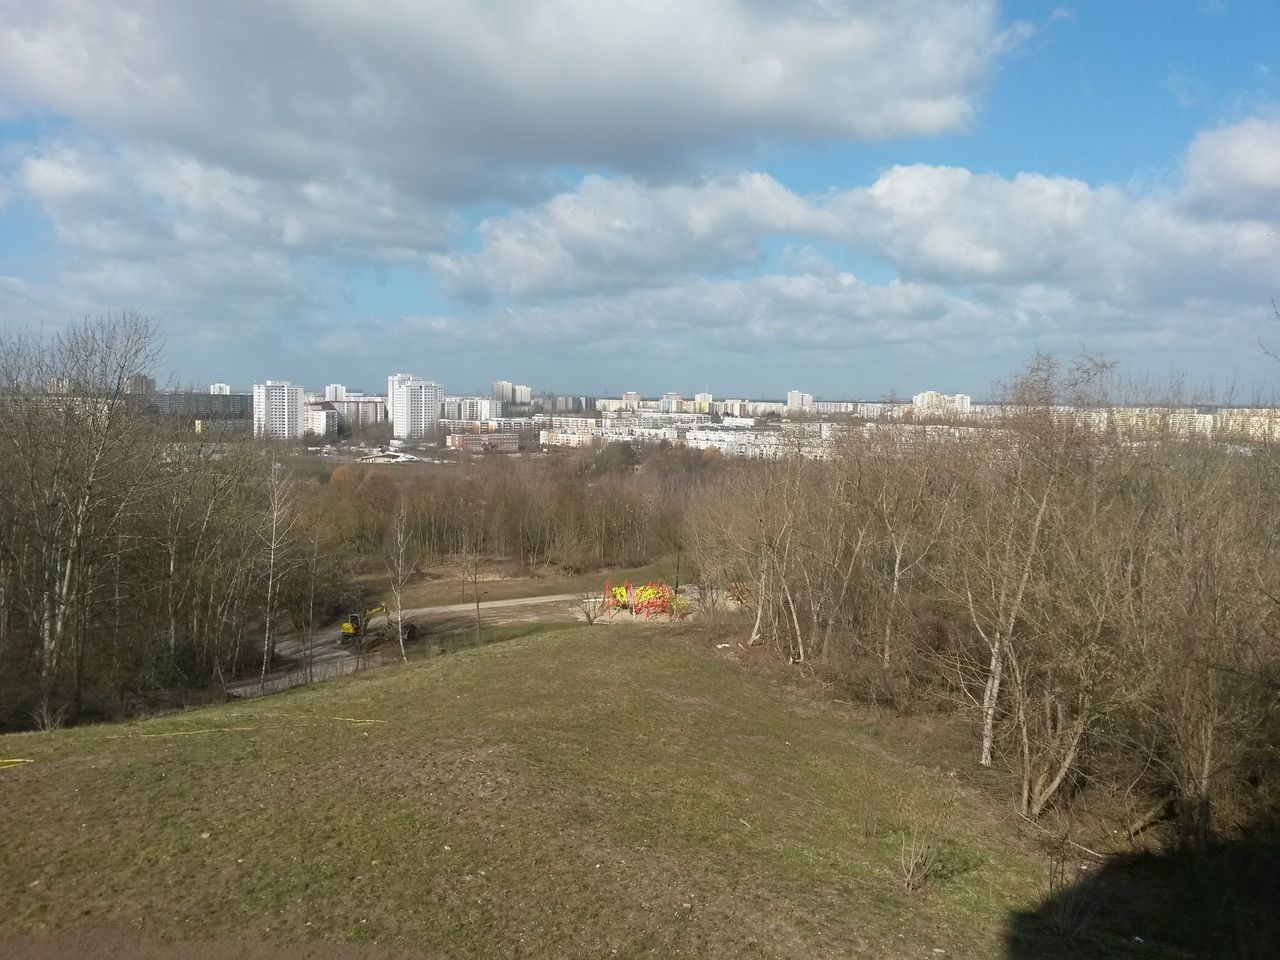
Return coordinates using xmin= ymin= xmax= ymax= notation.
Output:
xmin=1 ymin=1 xmax=1278 ymax=400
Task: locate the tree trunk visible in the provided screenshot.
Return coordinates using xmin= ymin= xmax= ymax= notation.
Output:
xmin=979 ymin=636 xmax=1004 ymax=767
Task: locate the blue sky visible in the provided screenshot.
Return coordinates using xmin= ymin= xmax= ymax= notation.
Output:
xmin=1 ymin=1 xmax=1278 ymax=400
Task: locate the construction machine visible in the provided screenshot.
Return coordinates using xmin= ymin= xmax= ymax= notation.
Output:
xmin=339 ymin=604 xmax=387 ymax=645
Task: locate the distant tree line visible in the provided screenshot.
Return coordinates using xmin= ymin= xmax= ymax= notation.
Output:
xmin=313 ymin=439 xmax=712 ymax=573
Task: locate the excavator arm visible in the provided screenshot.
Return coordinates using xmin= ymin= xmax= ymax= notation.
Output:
xmin=340 ymin=604 xmax=389 ymax=640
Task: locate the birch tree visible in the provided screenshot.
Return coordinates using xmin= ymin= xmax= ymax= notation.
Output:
xmin=258 ymin=457 xmax=298 ymax=683
xmin=0 ymin=313 xmax=159 ymax=722
xmin=385 ymin=494 xmax=419 ymax=662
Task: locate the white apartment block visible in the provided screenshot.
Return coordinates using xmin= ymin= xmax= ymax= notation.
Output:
xmin=693 ymin=392 xmax=714 ymax=413
xmin=622 ymin=391 xmax=640 ymax=411
xmin=209 ymin=383 xmax=231 ymax=395
xmin=324 ymin=384 xmax=347 ymax=401
xmin=512 ymin=384 xmax=532 ymax=405
xmin=439 ymin=417 xmax=538 ymax=434
xmin=307 ymin=405 xmax=337 ymax=436
xmin=542 ymin=416 xmax=597 ymax=433
xmin=253 ymin=381 xmax=306 ymax=439
xmin=1216 ymin=409 xmax=1280 ymax=440
xmin=387 ymin=373 xmax=415 ymax=411
xmin=912 ymin=391 xmax=972 ymax=418
xmin=441 ymin=395 xmax=496 ymax=421
xmin=491 ymin=380 xmax=514 ymax=404
xmin=390 ymin=377 xmax=443 ymax=440
xmin=329 ymin=396 xmax=388 ymax=429
xmin=539 ymin=429 xmax=596 ymax=449
xmin=813 ymin=400 xmax=857 ymax=414
xmin=786 ymin=390 xmax=814 ymax=413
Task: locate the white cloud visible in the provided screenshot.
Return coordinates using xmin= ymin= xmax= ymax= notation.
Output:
xmin=0 ymin=1 xmax=1009 ymax=198
xmin=447 ymin=269 xmax=1265 ymax=377
xmin=1184 ymin=117 xmax=1280 ymax=218
xmin=418 ymin=115 xmax=1280 ymax=379
xmin=20 ymin=147 xmax=111 ymax=202
xmin=432 ymin=117 xmax=1280 ymax=312
xmin=432 ymin=172 xmax=827 ymax=299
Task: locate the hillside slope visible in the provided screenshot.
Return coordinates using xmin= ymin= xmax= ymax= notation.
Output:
xmin=1 ymin=626 xmax=1047 ymax=958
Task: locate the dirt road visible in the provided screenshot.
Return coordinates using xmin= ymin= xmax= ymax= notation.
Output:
xmin=228 ymin=592 xmax=583 ymax=697
xmin=402 ymin=593 xmax=577 ymax=616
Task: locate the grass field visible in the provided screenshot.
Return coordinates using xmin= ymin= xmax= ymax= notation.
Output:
xmin=1 ymin=624 xmax=1053 ymax=958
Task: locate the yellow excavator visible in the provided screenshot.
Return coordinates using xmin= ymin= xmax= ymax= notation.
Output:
xmin=339 ymin=604 xmax=387 ymax=645
xmin=339 ymin=604 xmax=418 ymax=647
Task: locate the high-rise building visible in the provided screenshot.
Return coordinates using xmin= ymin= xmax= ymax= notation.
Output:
xmin=329 ymin=396 xmax=389 ymax=429
xmin=786 ymin=390 xmax=814 ymax=413
xmin=253 ymin=381 xmax=306 ymax=439
xmin=124 ymin=374 xmax=155 ymax=395
xmin=324 ymin=384 xmax=347 ymax=402
xmin=387 ymin=373 xmax=415 ymax=436
xmin=491 ymin=380 xmax=514 ymax=404
xmin=513 ymin=384 xmax=532 ymax=405
xmin=912 ymin=391 xmax=972 ymax=418
xmin=693 ymin=392 xmax=713 ymax=414
xmin=390 ymin=377 xmax=443 ymax=439
xmin=442 ymin=396 xmax=496 ymax=421
xmin=209 ymin=383 xmax=231 ymax=395
xmin=307 ymin=404 xmax=338 ymax=436
xmin=622 ymin=391 xmax=640 ymax=411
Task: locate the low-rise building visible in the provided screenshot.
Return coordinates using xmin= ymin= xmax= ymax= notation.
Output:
xmin=193 ymin=418 xmax=250 ymax=434
xmin=539 ymin=429 xmax=596 ymax=449
xmin=447 ymin=432 xmax=520 ymax=453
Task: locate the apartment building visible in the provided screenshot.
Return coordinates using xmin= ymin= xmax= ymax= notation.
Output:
xmin=785 ymin=390 xmax=814 ymax=413
xmin=252 ymin=380 xmax=306 ymax=439
xmin=912 ymin=391 xmax=972 ymax=417
xmin=389 ymin=378 xmax=443 ymax=440
xmin=307 ymin=404 xmax=337 ymax=436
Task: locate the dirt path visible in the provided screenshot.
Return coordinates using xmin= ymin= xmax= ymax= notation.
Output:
xmin=228 ymin=593 xmax=583 ymax=697
xmin=401 ymin=592 xmax=577 ymax=616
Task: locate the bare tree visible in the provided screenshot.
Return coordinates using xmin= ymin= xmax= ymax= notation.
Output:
xmin=0 ymin=313 xmax=161 ymax=719
xmin=384 ymin=494 xmax=419 ymax=662
xmin=258 ymin=456 xmax=298 ymax=684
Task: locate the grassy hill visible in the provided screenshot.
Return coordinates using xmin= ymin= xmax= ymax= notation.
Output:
xmin=1 ymin=625 xmax=1051 ymax=958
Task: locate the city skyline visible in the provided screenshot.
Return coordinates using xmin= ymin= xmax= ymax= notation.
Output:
xmin=0 ymin=3 xmax=1278 ymax=397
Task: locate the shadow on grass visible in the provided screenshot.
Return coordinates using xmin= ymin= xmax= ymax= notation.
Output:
xmin=1005 ymin=814 xmax=1280 ymax=959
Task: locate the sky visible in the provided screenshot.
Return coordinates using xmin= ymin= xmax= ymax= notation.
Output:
xmin=0 ymin=1 xmax=1278 ymax=401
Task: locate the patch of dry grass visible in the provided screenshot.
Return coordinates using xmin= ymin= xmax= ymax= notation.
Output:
xmin=1 ymin=626 xmax=1046 ymax=958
